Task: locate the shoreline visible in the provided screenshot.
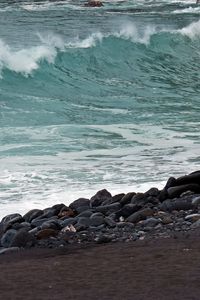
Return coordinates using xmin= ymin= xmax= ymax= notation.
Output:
xmin=0 ymin=170 xmax=200 ymax=253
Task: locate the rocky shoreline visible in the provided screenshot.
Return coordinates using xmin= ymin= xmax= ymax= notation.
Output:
xmin=1 ymin=170 xmax=200 ymax=254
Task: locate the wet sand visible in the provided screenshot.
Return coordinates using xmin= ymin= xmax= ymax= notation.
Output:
xmin=0 ymin=234 xmax=200 ymax=300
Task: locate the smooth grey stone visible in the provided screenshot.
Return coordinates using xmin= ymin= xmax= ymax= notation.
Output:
xmin=191 ymin=219 xmax=200 ymax=229
xmin=102 ymin=193 xmax=125 ymax=206
xmin=142 ymin=217 xmax=160 ymax=227
xmin=175 ymin=171 xmax=200 ymax=186
xmin=1 ymin=214 xmax=22 ymax=224
xmin=77 ymin=217 xmax=91 ymax=227
xmin=126 ymin=208 xmax=154 ymax=224
xmin=116 ymin=222 xmax=135 ymax=229
xmin=192 ymin=196 xmax=200 ymax=206
xmin=116 ymin=204 xmax=142 ymax=219
xmin=29 ymin=227 xmax=41 ymax=235
xmin=167 ymin=184 xmax=200 ymax=199
xmin=23 ymin=209 xmax=43 ymax=223
xmin=61 ymin=218 xmax=77 ymax=228
xmin=144 ymin=188 xmax=159 ymax=197
xmin=42 ymin=207 xmax=57 ymax=218
xmin=69 ymin=198 xmax=90 ymax=211
xmin=90 ymin=212 xmax=104 ymax=218
xmin=120 ymin=192 xmax=136 ymax=206
xmin=31 ymin=217 xmax=50 ymax=228
xmin=75 ymin=205 xmax=91 ymax=214
xmin=41 ymin=220 xmax=61 ymax=230
xmin=0 ymin=247 xmax=20 ymax=255
xmin=90 ymin=189 xmax=112 ymax=207
xmin=160 ymin=197 xmax=193 ymax=212
xmin=11 ymin=222 xmax=32 ymax=231
xmin=131 ymin=193 xmax=145 ymax=205
xmin=10 ymin=229 xmax=36 ymax=248
xmin=96 ymin=203 xmax=121 ymax=215
xmin=90 ymin=216 xmax=104 ymax=227
xmin=1 ymin=229 xmax=17 ymax=248
xmin=104 ymin=217 xmax=116 ymax=228
xmin=95 ymin=234 xmax=113 ymax=244
xmin=77 ymin=210 xmax=93 ymax=218
xmin=51 ymin=203 xmax=66 ymax=215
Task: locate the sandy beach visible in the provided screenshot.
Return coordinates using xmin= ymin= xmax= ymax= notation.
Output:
xmin=0 ymin=233 xmax=200 ymax=300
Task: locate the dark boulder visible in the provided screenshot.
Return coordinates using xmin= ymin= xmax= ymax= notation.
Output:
xmin=23 ymin=209 xmax=44 ymax=223
xmin=69 ymin=198 xmax=90 ymax=212
xmin=126 ymin=208 xmax=154 ymax=224
xmin=167 ymin=184 xmax=200 ymax=199
xmin=120 ymin=192 xmax=136 ymax=206
xmin=90 ymin=189 xmax=112 ymax=207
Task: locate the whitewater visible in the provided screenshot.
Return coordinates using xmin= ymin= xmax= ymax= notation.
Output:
xmin=0 ymin=0 xmax=200 ymax=218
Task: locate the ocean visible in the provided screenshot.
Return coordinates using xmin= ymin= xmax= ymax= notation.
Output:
xmin=0 ymin=0 xmax=200 ymax=218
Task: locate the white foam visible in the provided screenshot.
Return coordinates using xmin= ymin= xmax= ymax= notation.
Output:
xmin=177 ymin=19 xmax=200 ymax=39
xmin=0 ymin=39 xmax=57 ymax=76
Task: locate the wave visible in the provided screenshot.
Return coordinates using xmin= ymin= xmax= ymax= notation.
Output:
xmin=0 ymin=19 xmax=200 ymax=77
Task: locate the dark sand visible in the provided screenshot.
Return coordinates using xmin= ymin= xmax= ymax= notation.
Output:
xmin=0 ymin=235 xmax=200 ymax=300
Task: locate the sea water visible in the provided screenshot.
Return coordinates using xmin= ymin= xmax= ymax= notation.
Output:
xmin=0 ymin=0 xmax=200 ymax=218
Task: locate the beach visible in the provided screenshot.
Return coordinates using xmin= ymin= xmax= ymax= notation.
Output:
xmin=0 ymin=234 xmax=200 ymax=300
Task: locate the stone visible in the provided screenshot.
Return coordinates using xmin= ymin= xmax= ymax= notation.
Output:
xmin=58 ymin=207 xmax=75 ymax=218
xmin=23 ymin=209 xmax=43 ymax=223
xmin=90 ymin=189 xmax=112 ymax=207
xmin=51 ymin=203 xmax=66 ymax=215
xmin=104 ymin=217 xmax=116 ymax=228
xmin=10 ymin=229 xmax=36 ymax=248
xmin=90 ymin=216 xmax=104 ymax=227
xmin=161 ymin=215 xmax=173 ymax=225
xmin=31 ymin=217 xmax=52 ymax=228
xmin=3 ymin=215 xmax=25 ymax=231
xmin=77 ymin=210 xmax=93 ymax=218
xmin=36 ymin=229 xmax=59 ymax=240
xmin=185 ymin=214 xmax=200 ymax=222
xmin=116 ymin=204 xmax=142 ymax=219
xmin=192 ymin=196 xmax=200 ymax=206
xmin=95 ymin=234 xmax=113 ymax=244
xmin=1 ymin=214 xmax=23 ymax=224
xmin=1 ymin=229 xmax=17 ymax=248
xmin=41 ymin=220 xmax=61 ymax=230
xmin=102 ymin=193 xmax=124 ymax=205
xmin=76 ymin=217 xmax=91 ymax=228
xmin=0 ymin=247 xmax=20 ymax=255
xmin=126 ymin=208 xmax=154 ymax=224
xmin=160 ymin=197 xmax=193 ymax=212
xmin=61 ymin=218 xmax=77 ymax=227
xmin=175 ymin=171 xmax=200 ymax=186
xmin=131 ymin=193 xmax=145 ymax=205
xmin=120 ymin=192 xmax=136 ymax=206
xmin=190 ymin=219 xmax=200 ymax=229
xmin=142 ymin=217 xmax=160 ymax=227
xmin=144 ymin=187 xmax=160 ymax=197
xmin=69 ymin=198 xmax=90 ymax=211
xmin=167 ymin=184 xmax=200 ymax=199
xmin=96 ymin=202 xmax=121 ymax=215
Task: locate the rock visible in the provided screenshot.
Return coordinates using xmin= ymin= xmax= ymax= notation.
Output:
xmin=192 ymin=196 xmax=200 ymax=206
xmin=104 ymin=217 xmax=116 ymax=228
xmin=131 ymin=193 xmax=145 ymax=205
xmin=1 ymin=213 xmax=22 ymax=224
xmin=23 ymin=209 xmax=43 ymax=223
xmin=126 ymin=208 xmax=154 ymax=224
xmin=11 ymin=222 xmax=32 ymax=231
xmin=77 ymin=210 xmax=93 ymax=218
xmin=90 ymin=215 xmax=104 ymax=227
xmin=95 ymin=234 xmax=113 ymax=244
xmin=3 ymin=215 xmax=25 ymax=231
xmin=41 ymin=220 xmax=61 ymax=230
xmin=190 ymin=219 xmax=200 ymax=229
xmin=58 ymin=207 xmax=75 ymax=218
xmin=116 ymin=222 xmax=135 ymax=229
xmin=144 ymin=187 xmax=160 ymax=197
xmin=96 ymin=203 xmax=121 ymax=215
xmin=0 ymin=247 xmax=20 ymax=255
xmin=42 ymin=207 xmax=57 ymax=218
xmin=142 ymin=217 xmax=160 ymax=227
xmin=102 ymin=193 xmax=125 ymax=206
xmin=161 ymin=215 xmax=173 ymax=225
xmin=175 ymin=171 xmax=200 ymax=186
xmin=90 ymin=189 xmax=112 ymax=207
xmin=69 ymin=198 xmax=90 ymax=211
xmin=61 ymin=218 xmax=77 ymax=227
xmin=31 ymin=217 xmax=53 ymax=228
xmin=120 ymin=192 xmax=136 ymax=206
xmin=160 ymin=197 xmax=193 ymax=212
xmin=76 ymin=217 xmax=91 ymax=228
xmin=185 ymin=214 xmax=200 ymax=222
xmin=36 ymin=229 xmax=59 ymax=240
xmin=10 ymin=229 xmax=36 ymax=248
xmin=167 ymin=184 xmax=200 ymax=199
xmin=116 ymin=204 xmax=142 ymax=219
xmin=51 ymin=203 xmax=66 ymax=215
xmin=1 ymin=229 xmax=17 ymax=248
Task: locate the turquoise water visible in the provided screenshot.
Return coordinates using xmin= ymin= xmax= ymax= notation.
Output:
xmin=0 ymin=0 xmax=200 ymax=217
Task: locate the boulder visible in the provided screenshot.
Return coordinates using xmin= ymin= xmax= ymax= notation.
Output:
xmin=90 ymin=189 xmax=112 ymax=207
xmin=1 ymin=229 xmax=17 ymax=248
xmin=69 ymin=198 xmax=90 ymax=211
xmin=23 ymin=209 xmax=43 ymax=223
xmin=126 ymin=208 xmax=154 ymax=224
xmin=120 ymin=192 xmax=136 ymax=206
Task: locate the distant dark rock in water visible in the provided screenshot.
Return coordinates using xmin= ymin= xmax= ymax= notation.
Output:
xmin=1 ymin=170 xmax=200 ymax=253
xmin=85 ymin=0 xmax=103 ymax=7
